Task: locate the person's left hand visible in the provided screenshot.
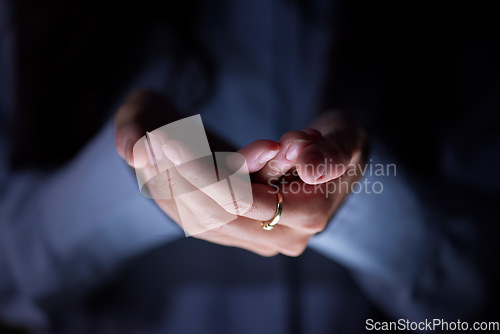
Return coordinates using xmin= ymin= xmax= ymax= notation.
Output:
xmin=136 ymin=111 xmax=368 ymax=257
xmin=114 ymin=91 xmax=367 ymax=256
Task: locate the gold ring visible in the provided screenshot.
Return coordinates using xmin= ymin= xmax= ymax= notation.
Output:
xmin=261 ymin=192 xmax=283 ymax=231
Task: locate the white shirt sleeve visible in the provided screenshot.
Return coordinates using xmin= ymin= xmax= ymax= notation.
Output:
xmin=0 ymin=120 xmax=183 ymax=327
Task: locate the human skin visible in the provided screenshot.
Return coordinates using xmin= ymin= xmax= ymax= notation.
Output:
xmin=115 ymin=90 xmax=367 ymax=256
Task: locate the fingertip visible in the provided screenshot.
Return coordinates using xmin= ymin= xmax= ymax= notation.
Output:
xmin=296 ymin=151 xmax=326 ymax=184
xmin=248 ymin=148 xmax=279 ymax=173
xmin=237 ymin=139 xmax=279 ymax=173
xmin=115 ymin=124 xmax=143 ymax=166
xmin=253 ymin=139 xmax=280 ymax=152
xmin=123 ymin=139 xmax=134 ymax=166
xmin=237 ymin=139 xmax=279 ymax=156
xmin=297 ymin=146 xmax=350 ymax=184
xmin=277 ymin=130 xmax=316 ymax=163
xmin=257 ymin=149 xmax=279 ymax=163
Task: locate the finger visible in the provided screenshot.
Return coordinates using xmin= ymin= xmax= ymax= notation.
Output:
xmin=235 ymin=139 xmax=279 ymax=173
xmin=130 ymin=131 xmax=178 ymax=196
xmin=160 ymin=138 xmax=315 ymax=233
xmin=132 ymin=131 xmax=176 ymax=171
xmin=161 ymin=140 xmax=255 ymax=218
xmin=155 ymin=190 xmax=231 ymax=237
xmin=253 ymin=130 xmax=314 ymax=183
xmin=166 ymin=166 xmax=238 ymax=236
xmin=217 ymin=217 xmax=310 ymax=257
xmin=159 ymin=156 xmax=282 ymax=238
xmin=114 ymin=90 xmax=179 ymax=166
xmin=296 ymin=132 xmax=355 ymax=185
xmin=225 ymin=182 xmax=328 ymax=234
xmin=162 ymin=139 xmax=219 ymax=188
xmin=230 ymin=182 xmax=282 ymax=221
xmin=115 ymin=123 xmax=144 ymax=166
xmin=166 ymin=157 xmax=282 ymax=222
xmin=270 ymin=181 xmax=333 ymax=233
xmin=143 ymin=139 xmax=237 ymax=234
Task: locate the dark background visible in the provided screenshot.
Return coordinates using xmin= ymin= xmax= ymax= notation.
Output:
xmin=2 ymin=1 xmax=500 ymax=333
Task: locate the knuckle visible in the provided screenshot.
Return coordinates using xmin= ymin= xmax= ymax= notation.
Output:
xmin=191 ymin=229 xmax=215 ymax=240
xmin=258 ymin=249 xmax=280 ymax=257
xmin=183 ymin=170 xmax=206 ymax=188
xmin=201 ymin=212 xmax=227 ymax=231
xmin=220 ymin=199 xmax=237 ymax=214
xmin=282 ymin=245 xmax=306 ymax=257
xmin=279 ymin=237 xmax=309 ymax=257
xmin=222 ymin=198 xmax=254 ymax=215
xmin=190 ymin=174 xmax=205 ymax=188
xmin=301 ymin=217 xmax=328 ymax=233
xmin=207 ymin=223 xmax=227 ymax=234
xmin=168 ymin=177 xmax=187 ymax=195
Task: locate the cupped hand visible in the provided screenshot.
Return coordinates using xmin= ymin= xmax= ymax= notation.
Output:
xmin=114 ymin=90 xmax=367 ymax=257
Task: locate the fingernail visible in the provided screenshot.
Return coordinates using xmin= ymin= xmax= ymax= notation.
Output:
xmin=258 ymin=150 xmax=279 ymax=164
xmin=285 ymin=140 xmax=311 ymax=161
xmin=162 ymin=142 xmax=181 ymax=165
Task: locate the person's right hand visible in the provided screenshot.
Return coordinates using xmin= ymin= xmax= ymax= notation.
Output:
xmin=115 ymin=89 xmax=235 ymax=166
xmin=114 ymin=90 xmax=366 ymax=257
xmin=136 ymin=122 xmax=364 ymax=257
xmin=114 ymin=89 xmax=289 ymax=255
